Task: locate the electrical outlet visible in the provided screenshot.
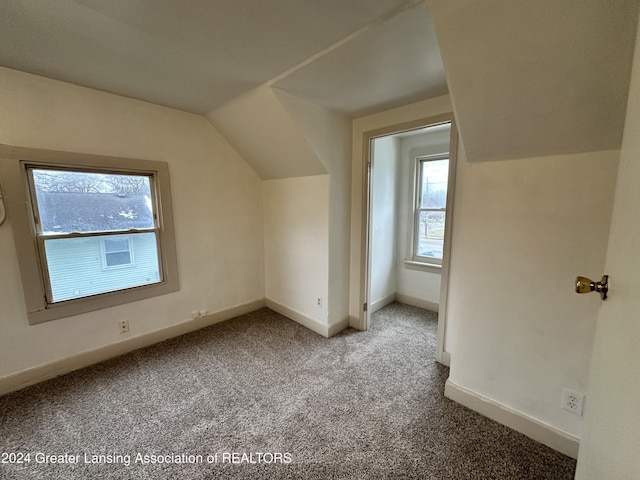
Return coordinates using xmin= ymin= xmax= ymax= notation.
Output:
xmin=199 ymin=310 xmax=207 ymax=317
xmin=316 ymin=297 xmax=322 ymax=308
xmin=562 ymin=388 xmax=584 ymax=416
xmin=191 ymin=311 xmax=199 ymax=319
xmin=119 ymin=320 xmax=129 ymax=334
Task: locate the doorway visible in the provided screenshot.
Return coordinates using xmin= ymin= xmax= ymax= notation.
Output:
xmin=361 ymin=114 xmax=458 ymax=365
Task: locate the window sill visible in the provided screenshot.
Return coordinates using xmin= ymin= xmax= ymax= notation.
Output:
xmin=404 ymin=260 xmax=442 ymax=273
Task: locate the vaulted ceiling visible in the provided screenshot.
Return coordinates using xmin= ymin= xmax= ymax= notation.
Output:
xmin=0 ymin=0 xmax=445 ymax=117
xmin=1 ymin=0 xmax=638 ymax=166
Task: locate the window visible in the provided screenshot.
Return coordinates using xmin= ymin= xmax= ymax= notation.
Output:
xmin=102 ymin=236 xmax=134 ymax=269
xmin=2 ymin=147 xmax=179 ymax=324
xmin=412 ymin=154 xmax=449 ymax=265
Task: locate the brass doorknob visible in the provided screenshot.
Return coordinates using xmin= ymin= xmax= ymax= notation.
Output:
xmin=575 ymin=275 xmax=608 ymax=300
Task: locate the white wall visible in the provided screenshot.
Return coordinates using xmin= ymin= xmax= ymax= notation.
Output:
xmin=208 ymin=87 xmax=351 ymax=332
xmin=369 ymin=136 xmax=399 ymax=309
xmin=575 ymin=9 xmax=640 ymax=478
xmin=0 ymin=67 xmax=264 ymax=382
xmin=274 ymin=90 xmax=352 ymax=329
xmin=445 ymin=148 xmax=619 ymax=448
xmin=263 ymin=175 xmax=330 ymax=329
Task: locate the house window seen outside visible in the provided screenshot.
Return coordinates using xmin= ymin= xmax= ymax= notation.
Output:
xmin=102 ymin=236 xmax=133 ymax=268
xmin=414 ymin=157 xmax=449 ymax=264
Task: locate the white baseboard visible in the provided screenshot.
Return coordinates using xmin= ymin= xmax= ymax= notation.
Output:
xmin=395 ymin=293 xmax=439 ymax=313
xmin=0 ymin=298 xmax=266 ymax=397
xmin=327 ymin=316 xmax=351 ymax=337
xmin=348 ymin=315 xmax=362 ymax=330
xmin=370 ymin=294 xmax=396 ymax=314
xmin=265 ymin=298 xmax=349 ymax=338
xmin=439 ymin=350 xmax=451 ymax=367
xmin=444 ymin=379 xmax=580 ymax=459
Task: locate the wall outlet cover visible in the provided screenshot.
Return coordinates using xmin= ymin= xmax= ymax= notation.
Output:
xmin=562 ymin=388 xmax=584 ymax=416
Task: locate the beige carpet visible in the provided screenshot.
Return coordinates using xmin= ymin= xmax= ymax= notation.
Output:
xmin=0 ymin=303 xmax=576 ymax=479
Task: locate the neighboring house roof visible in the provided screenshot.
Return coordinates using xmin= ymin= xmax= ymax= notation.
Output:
xmin=36 ymin=192 xmax=154 ymax=233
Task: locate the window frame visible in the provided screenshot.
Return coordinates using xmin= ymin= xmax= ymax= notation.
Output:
xmin=410 ymin=152 xmax=450 ymax=267
xmin=1 ymin=145 xmax=179 ymax=325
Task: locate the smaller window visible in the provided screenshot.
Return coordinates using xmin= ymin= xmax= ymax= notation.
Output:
xmin=412 ymin=154 xmax=449 ymax=265
xmin=102 ymin=236 xmax=134 ymax=269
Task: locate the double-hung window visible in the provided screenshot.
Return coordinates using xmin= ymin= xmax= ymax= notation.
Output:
xmin=28 ymin=167 xmax=163 ymax=304
xmin=2 ymin=147 xmax=179 ymax=324
xmin=412 ymin=154 xmax=449 ymax=265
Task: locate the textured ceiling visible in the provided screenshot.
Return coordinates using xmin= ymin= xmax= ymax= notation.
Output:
xmin=0 ymin=0 xmax=444 ymax=116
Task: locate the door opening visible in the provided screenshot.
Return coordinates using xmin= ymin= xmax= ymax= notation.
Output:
xmin=361 ymin=114 xmax=458 ymax=365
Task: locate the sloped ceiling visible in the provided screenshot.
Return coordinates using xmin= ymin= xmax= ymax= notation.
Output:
xmin=2 ymin=0 xmax=637 ymax=170
xmin=273 ymin=1 xmax=447 ymax=117
xmin=206 ymin=86 xmax=327 ymax=179
xmin=0 ymin=0 xmax=444 ymax=116
xmin=429 ymin=0 xmax=639 ymax=162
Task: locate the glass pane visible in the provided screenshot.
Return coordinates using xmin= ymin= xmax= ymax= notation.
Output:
xmin=31 ymin=169 xmax=154 ymax=234
xmin=417 ymin=210 xmax=445 ymax=259
xmin=44 ymin=232 xmax=160 ymax=302
xmin=105 ymin=251 xmax=132 ymax=267
xmin=420 ymin=159 xmax=448 ymax=209
xmin=104 ymin=238 xmax=129 ymax=253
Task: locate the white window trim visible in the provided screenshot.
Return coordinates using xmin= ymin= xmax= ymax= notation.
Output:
xmin=409 ymin=152 xmax=449 ymax=268
xmin=0 ymin=144 xmax=180 ymax=325
xmin=404 ymin=259 xmax=443 ymax=273
xmin=101 ymin=236 xmax=135 ymax=270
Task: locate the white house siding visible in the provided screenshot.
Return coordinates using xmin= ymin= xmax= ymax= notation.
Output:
xmin=45 ymin=233 xmax=159 ymax=301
